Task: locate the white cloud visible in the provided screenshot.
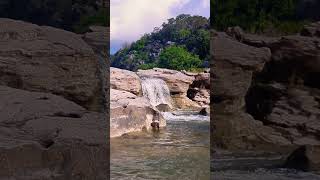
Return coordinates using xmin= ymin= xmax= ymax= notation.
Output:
xmin=201 ymin=0 xmax=209 ymax=8
xmin=110 ymin=0 xmax=190 ymax=44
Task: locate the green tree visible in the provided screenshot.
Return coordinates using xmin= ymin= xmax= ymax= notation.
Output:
xmin=158 ymin=46 xmax=202 ymax=71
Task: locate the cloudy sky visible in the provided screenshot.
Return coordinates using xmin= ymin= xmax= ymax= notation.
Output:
xmin=110 ymin=0 xmax=210 ymax=54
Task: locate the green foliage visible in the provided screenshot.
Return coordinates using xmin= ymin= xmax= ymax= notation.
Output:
xmin=211 ymin=0 xmax=307 ymax=34
xmin=111 ymin=14 xmax=210 ymax=71
xmin=158 ymin=46 xmax=202 ymax=71
xmin=138 ymin=63 xmax=157 ymax=70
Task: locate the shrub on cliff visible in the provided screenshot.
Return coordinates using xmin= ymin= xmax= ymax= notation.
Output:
xmin=158 ymin=46 xmax=202 ymax=71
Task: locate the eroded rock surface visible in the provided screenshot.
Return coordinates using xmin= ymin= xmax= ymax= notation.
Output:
xmin=0 ymin=18 xmax=103 ymax=111
xmin=0 ymin=86 xmax=108 ymax=179
xmin=110 ymin=89 xmax=165 ymax=137
xmin=110 ymin=67 xmax=142 ymax=95
xmin=211 ymin=26 xmax=320 ymax=171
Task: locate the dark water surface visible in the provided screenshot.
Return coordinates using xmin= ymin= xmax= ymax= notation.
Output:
xmin=110 ymin=117 xmax=210 ymax=180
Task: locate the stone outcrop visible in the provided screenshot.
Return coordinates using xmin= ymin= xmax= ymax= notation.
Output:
xmin=187 ymin=72 xmax=210 ymax=107
xmin=110 ymin=89 xmax=165 ymax=137
xmin=110 ymin=67 xmax=141 ymax=95
xmin=83 ymin=26 xmax=109 ymax=60
xmin=0 ymin=18 xmax=108 ymax=179
xmin=212 ymin=25 xmax=320 ymax=171
xmin=0 ymin=86 xmax=108 ymax=179
xmin=0 ymin=18 xmax=104 ymax=111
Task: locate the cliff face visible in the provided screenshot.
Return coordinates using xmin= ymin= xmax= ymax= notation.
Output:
xmin=211 ymin=22 xmax=320 ymax=171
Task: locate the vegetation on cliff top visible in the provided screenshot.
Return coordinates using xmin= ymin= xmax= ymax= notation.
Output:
xmin=211 ymin=0 xmax=320 ymax=34
xmin=111 ymin=14 xmax=210 ymax=71
xmin=0 ymin=0 xmax=109 ymax=33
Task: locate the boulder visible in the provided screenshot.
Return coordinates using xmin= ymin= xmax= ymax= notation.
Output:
xmin=301 ymin=21 xmax=320 ymax=38
xmin=110 ymin=67 xmax=142 ymax=95
xmin=0 ymin=85 xmax=108 ymax=179
xmin=188 ymin=72 xmax=210 ymax=107
xmin=0 ymin=18 xmax=104 ymax=111
xmin=110 ymin=89 xmax=165 ymax=137
xmin=83 ymin=26 xmax=109 ymax=60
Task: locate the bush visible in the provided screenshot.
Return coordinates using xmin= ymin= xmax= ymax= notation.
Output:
xmin=158 ymin=45 xmax=202 ymax=71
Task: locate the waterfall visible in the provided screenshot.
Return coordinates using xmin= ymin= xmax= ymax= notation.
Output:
xmin=141 ymin=78 xmax=173 ymax=109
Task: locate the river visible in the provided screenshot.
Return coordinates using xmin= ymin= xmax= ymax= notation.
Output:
xmin=110 ymin=111 xmax=210 ymax=180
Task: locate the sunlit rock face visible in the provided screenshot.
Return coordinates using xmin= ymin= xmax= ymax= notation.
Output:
xmin=110 ymin=89 xmax=165 ymax=137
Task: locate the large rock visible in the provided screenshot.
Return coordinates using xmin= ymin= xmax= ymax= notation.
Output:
xmin=187 ymin=72 xmax=210 ymax=107
xmin=110 ymin=89 xmax=165 ymax=137
xmin=83 ymin=26 xmax=109 ymax=60
xmin=301 ymin=21 xmax=320 ymax=38
xmin=211 ymin=27 xmax=320 ymax=171
xmin=110 ymin=67 xmax=142 ymax=95
xmin=0 ymin=86 xmax=108 ymax=179
xmin=0 ymin=18 xmax=103 ymax=111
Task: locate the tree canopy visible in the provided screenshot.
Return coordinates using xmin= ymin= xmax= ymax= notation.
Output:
xmin=211 ymin=0 xmax=319 ymax=34
xmin=111 ymin=14 xmax=210 ymax=71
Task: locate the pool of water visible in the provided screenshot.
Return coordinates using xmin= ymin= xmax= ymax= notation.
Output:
xmin=110 ymin=113 xmax=210 ymax=180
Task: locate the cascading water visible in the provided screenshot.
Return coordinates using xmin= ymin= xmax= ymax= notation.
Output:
xmin=140 ymin=77 xmax=209 ymax=122
xmin=141 ymin=78 xmax=173 ymax=109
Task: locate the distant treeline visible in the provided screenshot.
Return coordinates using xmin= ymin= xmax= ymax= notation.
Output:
xmin=111 ymin=14 xmax=210 ymax=71
xmin=211 ymin=0 xmax=320 ymax=34
xmin=0 ymin=0 xmax=109 ymax=33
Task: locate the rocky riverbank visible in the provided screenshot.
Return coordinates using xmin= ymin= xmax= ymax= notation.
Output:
xmin=211 ymin=22 xmax=320 ymax=172
xmin=0 ymin=18 xmax=109 ymax=179
xmin=110 ymin=67 xmax=210 ymax=137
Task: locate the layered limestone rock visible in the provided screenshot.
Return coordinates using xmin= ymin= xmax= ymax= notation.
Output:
xmin=0 ymin=86 xmax=108 ymax=179
xmin=0 ymin=18 xmax=108 ymax=179
xmin=212 ymin=25 xmax=320 ymax=171
xmin=110 ymin=89 xmax=165 ymax=137
xmin=0 ymin=18 xmax=103 ymax=111
xmin=110 ymin=67 xmax=142 ymax=95
xmin=83 ymin=26 xmax=109 ymax=60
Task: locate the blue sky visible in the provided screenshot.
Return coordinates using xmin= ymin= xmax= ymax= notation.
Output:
xmin=110 ymin=0 xmax=210 ymax=54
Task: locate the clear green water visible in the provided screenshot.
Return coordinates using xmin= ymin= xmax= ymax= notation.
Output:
xmin=110 ymin=119 xmax=210 ymax=180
